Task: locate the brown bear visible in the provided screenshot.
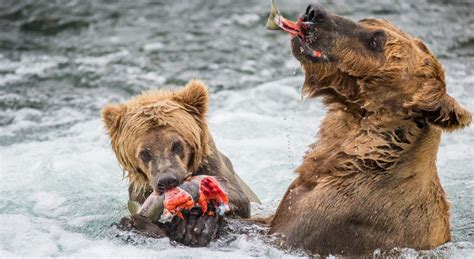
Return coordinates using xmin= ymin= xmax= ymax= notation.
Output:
xmin=269 ymin=3 xmax=472 ymax=256
xmin=102 ymin=79 xmax=260 ymax=246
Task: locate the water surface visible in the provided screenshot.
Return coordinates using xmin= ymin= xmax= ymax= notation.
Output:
xmin=0 ymin=0 xmax=473 ymax=257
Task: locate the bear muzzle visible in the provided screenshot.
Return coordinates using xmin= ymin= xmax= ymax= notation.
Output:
xmin=156 ymin=172 xmax=180 ymax=193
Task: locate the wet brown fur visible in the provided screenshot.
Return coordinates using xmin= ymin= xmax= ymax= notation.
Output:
xmin=270 ymin=17 xmax=471 ymax=256
xmin=102 ymin=80 xmax=260 ymax=218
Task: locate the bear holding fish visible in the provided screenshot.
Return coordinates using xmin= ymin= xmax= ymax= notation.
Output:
xmin=102 ymin=0 xmax=472 ymax=256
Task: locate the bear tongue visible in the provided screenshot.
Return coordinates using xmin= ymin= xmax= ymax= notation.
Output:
xmin=278 ymin=17 xmax=302 ymax=36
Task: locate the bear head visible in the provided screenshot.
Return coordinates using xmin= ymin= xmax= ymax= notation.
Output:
xmin=290 ymin=4 xmax=471 ymax=130
xmin=102 ymin=80 xmax=210 ymax=194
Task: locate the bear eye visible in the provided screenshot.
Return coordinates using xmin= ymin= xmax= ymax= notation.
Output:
xmin=171 ymin=140 xmax=184 ymax=156
xmin=368 ymin=38 xmax=378 ymax=50
xmin=139 ymin=149 xmax=152 ymax=163
xmin=366 ymin=30 xmax=386 ymax=51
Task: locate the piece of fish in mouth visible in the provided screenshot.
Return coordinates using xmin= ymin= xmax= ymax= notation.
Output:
xmin=265 ymin=0 xmax=282 ymax=30
xmin=127 ymin=192 xmax=165 ymax=222
xmin=265 ymin=0 xmax=323 ymax=60
xmin=127 ymin=176 xmax=230 ymax=223
xmin=265 ymin=0 xmax=300 ymax=36
xmin=139 ymin=192 xmax=165 ymax=220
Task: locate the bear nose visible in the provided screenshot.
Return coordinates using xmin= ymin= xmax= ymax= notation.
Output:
xmin=304 ymin=3 xmax=327 ymax=24
xmin=156 ymin=174 xmax=179 ymax=192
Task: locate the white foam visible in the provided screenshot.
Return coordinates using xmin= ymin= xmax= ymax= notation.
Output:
xmin=142 ymin=42 xmax=165 ymax=52
xmin=0 ymin=55 xmax=66 ymax=86
xmin=231 ymin=13 xmax=260 ymax=27
xmin=76 ymin=49 xmax=129 ymax=66
xmin=0 ymin=77 xmax=472 ymax=257
xmin=135 ymin=72 xmax=166 ymax=85
xmin=32 ymin=191 xmax=66 ymax=212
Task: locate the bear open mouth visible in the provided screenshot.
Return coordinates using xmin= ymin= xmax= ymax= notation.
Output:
xmin=292 ymin=35 xmax=325 ymax=62
xmin=283 ymin=20 xmax=325 ymax=60
xmin=265 ymin=3 xmax=325 ymax=62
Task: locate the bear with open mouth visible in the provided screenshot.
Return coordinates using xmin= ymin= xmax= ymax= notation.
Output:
xmin=268 ymin=2 xmax=472 ymax=256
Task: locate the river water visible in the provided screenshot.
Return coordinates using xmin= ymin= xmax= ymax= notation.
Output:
xmin=0 ymin=0 xmax=473 ymax=257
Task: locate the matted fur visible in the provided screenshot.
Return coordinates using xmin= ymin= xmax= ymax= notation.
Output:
xmin=301 ymin=18 xmax=471 ymax=128
xmin=102 ymin=80 xmax=260 ymax=224
xmin=271 ymin=14 xmax=472 ymax=256
xmin=102 ymin=80 xmax=210 ymax=191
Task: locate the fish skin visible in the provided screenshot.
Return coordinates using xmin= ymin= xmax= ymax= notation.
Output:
xmin=128 ymin=176 xmax=230 ymax=223
xmin=127 ymin=200 xmax=141 ymax=215
xmin=139 ymin=192 xmax=165 ymax=223
xmin=265 ymin=0 xmax=282 ymax=30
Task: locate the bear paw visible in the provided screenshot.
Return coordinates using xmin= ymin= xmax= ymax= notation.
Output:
xmin=168 ymin=207 xmax=221 ymax=247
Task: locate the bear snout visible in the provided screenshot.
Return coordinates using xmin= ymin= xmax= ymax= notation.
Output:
xmin=156 ymin=173 xmax=179 ymax=193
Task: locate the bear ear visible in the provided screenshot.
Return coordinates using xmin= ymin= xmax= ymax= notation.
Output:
xmin=101 ymin=103 xmax=127 ymax=135
xmin=174 ymin=79 xmax=209 ymax=117
xmin=405 ymin=80 xmax=472 ymax=131
xmin=421 ymin=94 xmax=472 ymax=131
